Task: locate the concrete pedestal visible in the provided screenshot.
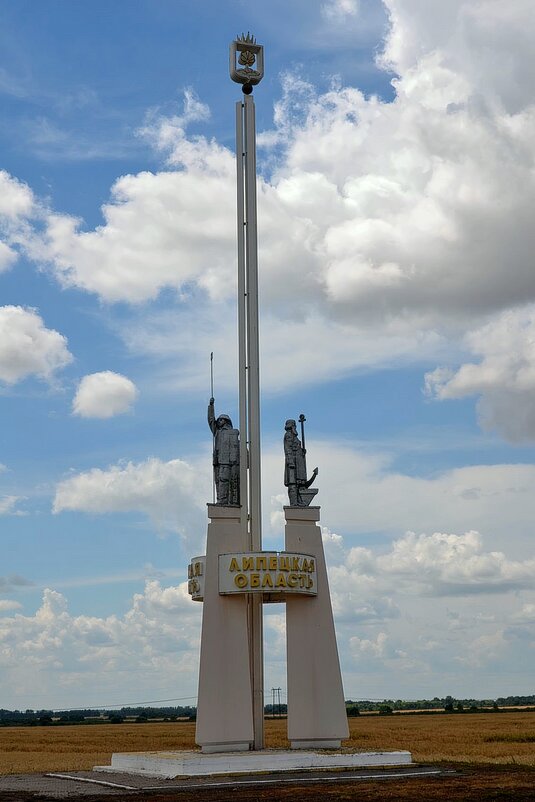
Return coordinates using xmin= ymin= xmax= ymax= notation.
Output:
xmin=94 ymin=749 xmax=412 ymax=778
xmin=285 ymin=506 xmax=349 ymax=749
xmin=195 ymin=505 xmax=253 ymax=753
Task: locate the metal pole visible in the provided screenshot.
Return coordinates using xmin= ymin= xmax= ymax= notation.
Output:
xmin=244 ymin=93 xmax=262 ymax=553
xmin=299 ymin=413 xmax=306 ymax=452
xmin=245 ymin=93 xmax=264 ymax=752
xmin=236 ymin=93 xmax=264 ymax=751
xmin=236 ymin=102 xmax=248 ymax=542
xmin=210 ymin=353 xmax=215 ymax=504
xmin=210 ymin=352 xmax=214 ymax=399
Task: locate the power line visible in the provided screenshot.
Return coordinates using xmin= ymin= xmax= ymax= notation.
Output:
xmin=344 ymin=697 xmax=392 ymax=702
xmin=49 ymin=695 xmax=198 ymax=712
xmin=48 ymin=693 xmax=392 ymax=712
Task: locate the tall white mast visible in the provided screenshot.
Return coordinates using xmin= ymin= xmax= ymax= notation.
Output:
xmin=231 ymin=33 xmax=265 ymax=751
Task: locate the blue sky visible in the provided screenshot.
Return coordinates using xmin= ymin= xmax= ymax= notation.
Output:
xmin=1 ymin=0 xmax=535 ymax=711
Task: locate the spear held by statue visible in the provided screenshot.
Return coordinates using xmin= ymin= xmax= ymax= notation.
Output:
xmin=299 ymin=413 xmax=319 ymax=490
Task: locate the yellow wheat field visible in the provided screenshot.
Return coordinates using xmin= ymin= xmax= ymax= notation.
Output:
xmin=0 ymin=711 xmax=533 ymax=775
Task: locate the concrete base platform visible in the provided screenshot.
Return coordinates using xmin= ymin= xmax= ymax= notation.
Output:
xmin=291 ymin=739 xmax=341 ymax=749
xmin=94 ymin=748 xmax=412 ymax=779
xmin=201 ymin=740 xmax=251 ymax=754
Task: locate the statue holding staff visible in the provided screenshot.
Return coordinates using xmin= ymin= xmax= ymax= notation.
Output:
xmin=208 ymin=397 xmax=240 ymax=506
xmin=284 ymin=414 xmax=318 ymax=507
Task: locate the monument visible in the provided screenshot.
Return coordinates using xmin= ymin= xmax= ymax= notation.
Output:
xmin=94 ymin=34 xmax=412 ymax=777
xmin=192 ymin=32 xmax=348 ymax=754
xmin=194 ymin=401 xmax=348 ymax=752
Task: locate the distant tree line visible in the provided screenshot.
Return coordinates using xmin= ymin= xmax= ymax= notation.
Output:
xmin=264 ymin=704 xmax=288 ymax=716
xmin=345 ymin=694 xmax=535 ymax=716
xmin=0 ymin=705 xmax=197 ymax=726
xmin=1 ymin=695 xmax=533 ymax=726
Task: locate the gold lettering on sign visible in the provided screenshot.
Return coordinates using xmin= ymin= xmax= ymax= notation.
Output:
xmin=219 ymin=552 xmax=316 ymax=594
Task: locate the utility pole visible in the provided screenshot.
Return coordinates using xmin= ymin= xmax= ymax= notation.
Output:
xmin=231 ymin=33 xmax=265 ymax=751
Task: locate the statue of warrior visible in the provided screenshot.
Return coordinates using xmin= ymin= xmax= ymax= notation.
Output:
xmin=208 ymin=398 xmax=240 ymax=506
xmin=284 ymin=416 xmax=318 ymax=507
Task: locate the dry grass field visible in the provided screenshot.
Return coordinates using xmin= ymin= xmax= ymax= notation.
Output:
xmin=347 ymin=711 xmax=535 ymax=766
xmin=0 ymin=711 xmax=534 ymax=776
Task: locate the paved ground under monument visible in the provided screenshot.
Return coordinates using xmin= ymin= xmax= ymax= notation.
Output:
xmin=2 ymin=765 xmax=534 ymax=801
xmin=0 ymin=765 xmax=453 ymax=800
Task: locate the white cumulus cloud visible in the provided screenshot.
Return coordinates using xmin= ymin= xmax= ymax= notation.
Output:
xmin=425 ymin=306 xmax=535 ymax=442
xmin=322 ymin=0 xmax=359 ymax=20
xmin=0 ymin=170 xmax=35 ymax=221
xmin=0 ymin=2 xmax=533 ymax=410
xmin=0 ymin=495 xmax=25 ymax=515
xmin=0 ymin=241 xmax=17 ymax=272
xmin=19 ymin=1 xmax=531 ymax=336
xmin=326 ymin=527 xmax=535 ymax=599
xmin=0 ymin=582 xmax=201 ymax=709
xmin=380 ymin=0 xmax=535 ymax=112
xmin=350 ymin=631 xmax=388 ymax=658
xmin=72 ymin=371 xmax=138 ymax=419
xmin=0 ymin=305 xmax=72 ymax=384
xmin=0 ymin=600 xmax=22 ymax=612
xmin=0 ymin=170 xmax=38 ymax=273
xmin=375 ymin=530 xmax=535 ymax=595
xmin=325 ymin=525 xmax=535 ymax=694
xmin=53 ymin=457 xmax=208 ymax=547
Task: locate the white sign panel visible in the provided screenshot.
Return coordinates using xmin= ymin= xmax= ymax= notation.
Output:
xmin=187 ymin=555 xmax=205 ymax=601
xmin=219 ymin=551 xmax=317 ymax=596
